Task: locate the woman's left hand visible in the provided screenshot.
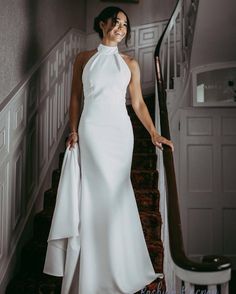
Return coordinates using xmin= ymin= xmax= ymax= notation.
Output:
xmin=151 ymin=132 xmax=174 ymax=152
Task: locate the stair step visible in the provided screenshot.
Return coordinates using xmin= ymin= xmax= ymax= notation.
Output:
xmin=43 ymin=188 xmax=57 ymax=210
xmin=134 ymin=189 xmax=160 ymax=212
xmin=135 ymin=280 xmax=166 ymax=294
xmin=134 ymin=138 xmax=155 ymax=154
xmin=59 ymin=152 xmax=65 ymax=170
xmin=133 ymin=125 xmax=150 ymax=138
xmin=147 ymin=240 xmax=164 ymax=273
xmin=38 ymin=273 xmax=62 ymax=294
xmin=33 ymin=210 xmax=53 ymax=243
xmin=6 ymin=272 xmax=62 ymax=294
xmin=6 ymin=273 xmax=39 ymax=294
xmin=131 ymin=169 xmax=158 ymax=189
xmin=132 ymin=153 xmax=157 ymax=170
xmin=51 ymin=169 xmax=61 ymax=189
xmin=140 ymin=211 xmax=162 ymax=241
xmin=21 ymin=240 xmax=47 ymax=274
xmin=127 ymin=97 xmax=155 ymax=119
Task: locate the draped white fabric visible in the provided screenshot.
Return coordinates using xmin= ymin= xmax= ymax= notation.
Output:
xmin=43 ymin=144 xmax=82 ymax=293
xmin=43 ymin=44 xmax=163 ymax=294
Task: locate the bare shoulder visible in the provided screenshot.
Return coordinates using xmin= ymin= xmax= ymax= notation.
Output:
xmin=120 ymin=53 xmax=140 ymax=73
xmin=74 ymin=49 xmax=97 ymax=68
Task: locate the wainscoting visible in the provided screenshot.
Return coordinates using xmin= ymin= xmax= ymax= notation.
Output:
xmin=0 ymin=28 xmax=85 ymax=291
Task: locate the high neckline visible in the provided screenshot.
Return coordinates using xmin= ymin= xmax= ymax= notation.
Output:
xmin=97 ymin=43 xmax=118 ymax=55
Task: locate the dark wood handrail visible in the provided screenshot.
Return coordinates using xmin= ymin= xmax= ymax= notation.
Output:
xmin=154 ymin=0 xmax=231 ymax=273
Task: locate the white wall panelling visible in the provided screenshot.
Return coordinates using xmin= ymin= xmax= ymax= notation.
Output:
xmin=49 ymin=51 xmax=59 ymax=88
xmin=138 ymin=46 xmax=156 ymax=93
xmin=39 ymin=62 xmax=49 ymax=102
xmin=86 ymin=20 xmax=168 ymax=97
xmin=27 ymin=72 xmax=39 ymax=122
xmin=10 ymin=141 xmax=25 ymax=241
xmin=0 ymin=110 xmax=10 ymax=162
xmin=179 ymin=109 xmax=236 ymax=267
xmin=25 ymin=115 xmax=37 ymax=206
xmin=9 ymin=89 xmax=27 ymax=150
xmin=48 ymin=85 xmax=57 ymax=157
xmin=38 ymin=98 xmax=49 ymax=178
xmin=57 ymin=73 xmax=65 ymax=138
xmin=0 ymin=161 xmax=9 ymax=278
xmin=64 ymin=62 xmax=72 ymax=119
xmin=0 ymin=28 xmax=85 ymax=291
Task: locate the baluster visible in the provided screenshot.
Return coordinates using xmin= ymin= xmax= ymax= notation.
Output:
xmin=167 ymin=33 xmax=170 ymax=90
xmin=208 ymin=284 xmax=218 ymax=294
xmin=175 ymin=276 xmax=182 ymax=294
xmin=221 ymin=282 xmax=229 ymax=294
xmin=184 ymin=281 xmax=194 ymax=293
xmin=173 ymin=21 xmax=177 ymax=79
xmin=161 ymin=42 xmax=165 ymax=80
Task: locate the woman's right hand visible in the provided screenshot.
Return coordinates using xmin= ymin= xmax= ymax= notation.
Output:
xmin=66 ymin=132 xmax=79 ymax=149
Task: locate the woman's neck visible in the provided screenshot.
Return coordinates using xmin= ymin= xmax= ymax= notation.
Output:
xmin=101 ymin=38 xmax=118 ymax=47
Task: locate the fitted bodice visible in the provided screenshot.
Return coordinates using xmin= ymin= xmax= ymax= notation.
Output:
xmin=82 ymin=43 xmax=131 ymax=105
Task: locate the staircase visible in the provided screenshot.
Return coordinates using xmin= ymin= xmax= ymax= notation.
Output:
xmin=6 ymin=95 xmax=165 ymax=294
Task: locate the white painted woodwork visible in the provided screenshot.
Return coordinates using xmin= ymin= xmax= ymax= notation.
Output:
xmin=0 ymin=161 xmax=9 ymax=276
xmin=0 ymin=28 xmax=84 ymax=290
xmin=179 ymin=109 xmax=236 ymax=268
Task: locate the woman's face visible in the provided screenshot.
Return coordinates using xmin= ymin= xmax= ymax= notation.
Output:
xmin=100 ymin=11 xmax=128 ymax=44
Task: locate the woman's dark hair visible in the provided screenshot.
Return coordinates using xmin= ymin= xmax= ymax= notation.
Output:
xmin=93 ymin=6 xmax=131 ymax=47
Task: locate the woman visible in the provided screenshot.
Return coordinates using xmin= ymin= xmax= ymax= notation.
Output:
xmin=44 ymin=6 xmax=174 ymax=294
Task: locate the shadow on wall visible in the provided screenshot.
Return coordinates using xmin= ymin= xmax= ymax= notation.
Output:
xmin=21 ymin=0 xmax=42 ymax=208
xmin=21 ymin=0 xmax=41 ymax=74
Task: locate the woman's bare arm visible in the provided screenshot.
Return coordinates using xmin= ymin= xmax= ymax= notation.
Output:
xmin=69 ymin=53 xmax=84 ymax=131
xmin=66 ymin=52 xmax=84 ymax=148
xmin=127 ymin=57 xmax=174 ymax=151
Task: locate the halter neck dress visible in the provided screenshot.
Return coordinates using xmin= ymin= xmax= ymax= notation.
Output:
xmin=43 ymin=43 xmax=163 ymax=294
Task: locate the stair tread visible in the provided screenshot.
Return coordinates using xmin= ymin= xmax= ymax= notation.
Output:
xmin=133 ymin=152 xmax=156 ymax=156
xmin=134 ymin=188 xmax=160 ymax=193
xmin=35 ymin=209 xmax=53 ymax=220
xmin=132 ymin=169 xmax=158 ymax=173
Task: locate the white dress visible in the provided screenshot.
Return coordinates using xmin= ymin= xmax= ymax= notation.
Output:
xmin=43 ymin=43 xmax=163 ymax=294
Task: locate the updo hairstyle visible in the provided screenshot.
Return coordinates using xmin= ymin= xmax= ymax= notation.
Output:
xmin=93 ymin=6 xmax=131 ymax=47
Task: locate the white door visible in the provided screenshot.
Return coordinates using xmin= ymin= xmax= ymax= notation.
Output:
xmin=179 ymin=108 xmax=236 ymax=268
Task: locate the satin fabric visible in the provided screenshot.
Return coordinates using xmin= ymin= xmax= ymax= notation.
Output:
xmin=43 ymin=43 xmax=163 ymax=294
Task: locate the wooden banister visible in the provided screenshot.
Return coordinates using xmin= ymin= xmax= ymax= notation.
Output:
xmin=154 ymin=0 xmax=231 ymax=291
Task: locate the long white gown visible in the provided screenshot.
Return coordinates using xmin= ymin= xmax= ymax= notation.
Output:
xmin=43 ymin=43 xmax=163 ymax=294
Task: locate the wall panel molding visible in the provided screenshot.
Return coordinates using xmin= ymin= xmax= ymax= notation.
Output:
xmin=0 ymin=161 xmax=9 ymax=279
xmin=0 ymin=110 xmax=10 ymax=163
xmin=0 ymin=28 xmax=84 ymax=290
xmin=180 ymin=109 xmax=236 ymax=266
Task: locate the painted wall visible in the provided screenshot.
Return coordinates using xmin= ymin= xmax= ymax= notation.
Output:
xmin=190 ymin=0 xmax=236 ymax=69
xmin=0 ymin=0 xmax=86 ymax=106
xmin=85 ymin=0 xmax=176 ymax=34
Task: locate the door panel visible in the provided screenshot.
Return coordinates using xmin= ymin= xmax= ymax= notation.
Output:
xmin=179 ymin=109 xmax=236 ymax=267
